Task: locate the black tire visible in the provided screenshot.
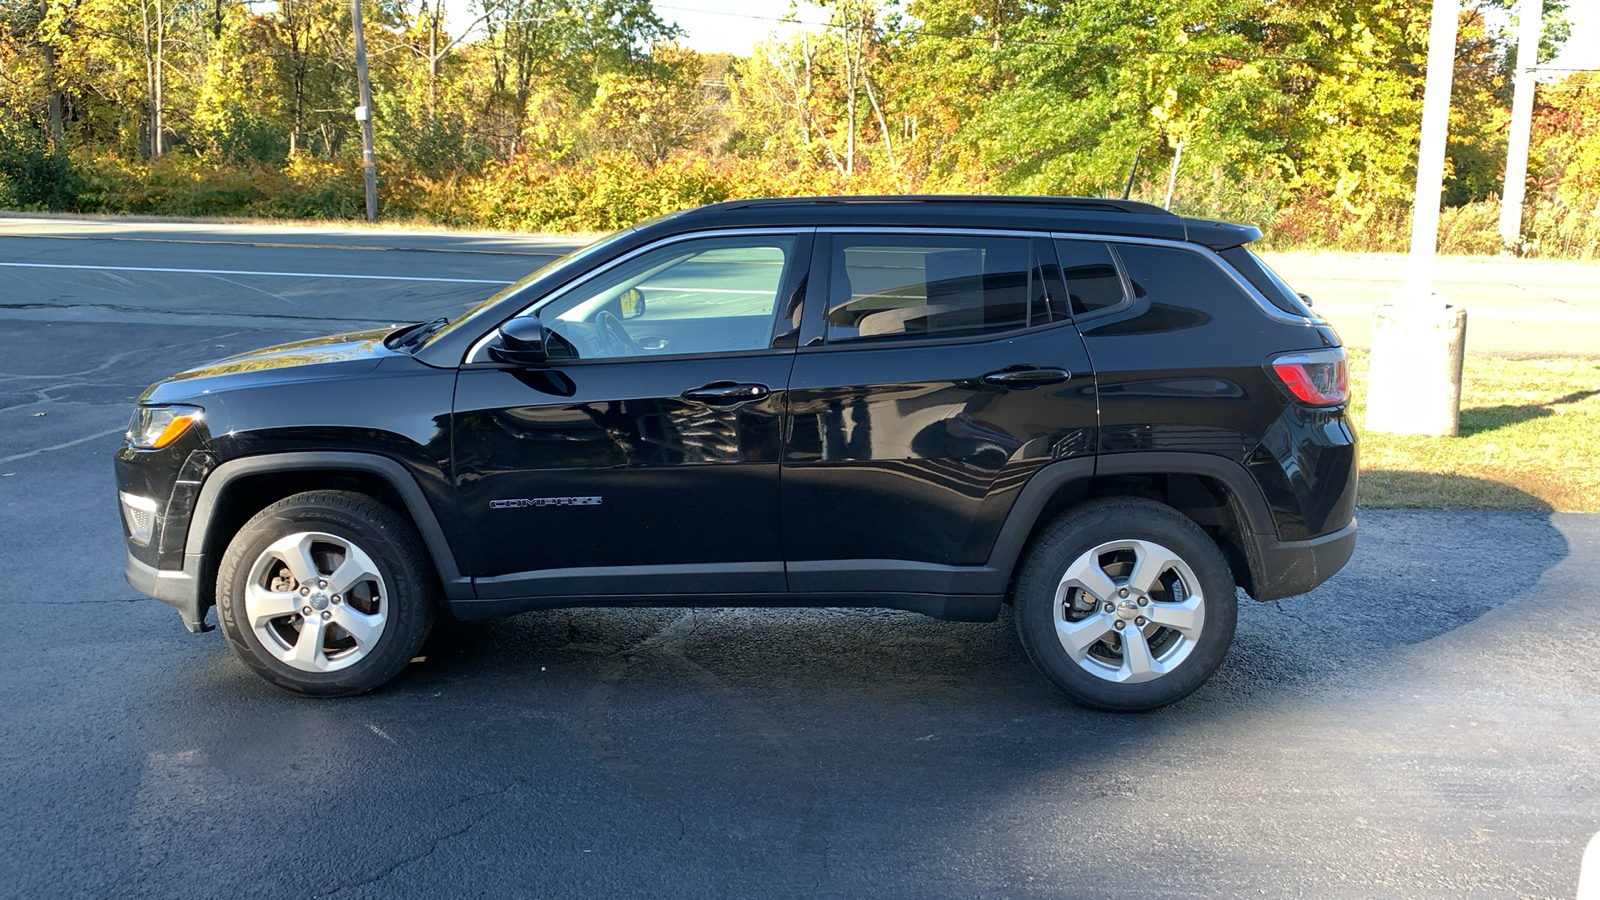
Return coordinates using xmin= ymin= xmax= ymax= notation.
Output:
xmin=1013 ymin=498 xmax=1237 ymax=712
xmin=216 ymin=490 xmax=436 ymax=697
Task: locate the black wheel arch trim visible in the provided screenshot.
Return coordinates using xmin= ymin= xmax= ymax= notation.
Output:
xmin=984 ymin=451 xmax=1349 ymax=601
xmin=184 ymin=451 xmax=472 ymax=599
xmin=1092 ymin=452 xmax=1278 ymax=535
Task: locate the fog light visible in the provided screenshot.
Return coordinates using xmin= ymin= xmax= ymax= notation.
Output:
xmin=120 ymin=492 xmax=158 ymax=545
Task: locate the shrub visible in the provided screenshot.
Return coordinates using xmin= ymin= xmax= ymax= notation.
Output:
xmin=0 ymin=123 xmax=78 ymax=211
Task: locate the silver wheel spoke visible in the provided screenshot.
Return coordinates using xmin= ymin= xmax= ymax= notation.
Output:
xmin=243 ymin=584 xmax=300 ymax=629
xmin=1055 ymin=615 xmax=1111 ymax=661
xmin=1059 ymin=554 xmax=1118 ymax=604
xmin=291 ymin=617 xmax=328 ymax=670
xmin=332 ymin=606 xmax=384 ymax=648
xmin=1126 ymin=541 xmax=1181 ymax=595
xmin=266 ymin=533 xmax=321 ymax=586
xmin=326 ymin=544 xmax=382 ymax=597
xmin=1118 ymin=626 xmax=1159 ymax=683
xmin=1146 ymin=596 xmax=1204 ymax=636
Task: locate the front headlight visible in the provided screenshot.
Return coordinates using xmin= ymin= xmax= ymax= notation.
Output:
xmin=126 ymin=405 xmax=203 ymax=449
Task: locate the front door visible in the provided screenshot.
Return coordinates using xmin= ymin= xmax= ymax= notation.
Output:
xmin=453 ymin=231 xmax=811 ymax=600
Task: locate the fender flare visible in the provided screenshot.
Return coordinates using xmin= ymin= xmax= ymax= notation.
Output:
xmin=186 ymin=451 xmax=471 ymax=599
xmin=984 ymin=452 xmax=1277 ymax=594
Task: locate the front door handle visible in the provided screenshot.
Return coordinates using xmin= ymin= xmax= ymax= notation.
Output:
xmin=681 ymin=382 xmax=771 ymax=406
xmin=980 ymin=367 xmax=1072 ymax=388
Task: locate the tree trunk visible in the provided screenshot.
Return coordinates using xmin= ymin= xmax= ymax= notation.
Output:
xmin=801 ymin=35 xmax=812 ymax=148
xmin=38 ymin=0 xmax=65 ymax=145
xmin=844 ymin=19 xmax=858 ymax=176
xmin=141 ymin=0 xmax=156 ymax=158
xmin=428 ymin=7 xmax=438 ymax=117
xmin=154 ymin=0 xmax=165 ymax=157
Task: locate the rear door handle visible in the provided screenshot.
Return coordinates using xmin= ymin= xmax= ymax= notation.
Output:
xmin=681 ymin=382 xmax=771 ymax=406
xmin=980 ymin=367 xmax=1072 ymax=388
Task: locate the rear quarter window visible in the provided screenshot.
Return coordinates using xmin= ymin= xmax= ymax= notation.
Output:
xmin=1108 ymin=243 xmax=1259 ymax=329
xmin=1218 ymin=246 xmax=1318 ymax=320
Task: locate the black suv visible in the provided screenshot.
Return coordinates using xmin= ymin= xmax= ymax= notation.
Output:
xmin=115 ymin=196 xmax=1356 ymax=710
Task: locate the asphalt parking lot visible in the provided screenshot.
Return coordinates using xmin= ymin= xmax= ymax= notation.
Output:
xmin=2 ymin=217 xmax=1598 ymax=898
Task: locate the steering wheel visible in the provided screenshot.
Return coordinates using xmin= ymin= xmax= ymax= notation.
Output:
xmin=595 ymin=310 xmax=641 ymax=356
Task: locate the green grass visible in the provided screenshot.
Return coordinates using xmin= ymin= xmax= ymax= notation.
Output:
xmin=1349 ymin=350 xmax=1600 ymax=511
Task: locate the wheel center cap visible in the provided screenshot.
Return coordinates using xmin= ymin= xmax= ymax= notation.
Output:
xmin=1116 ymin=598 xmax=1141 ymax=620
xmin=309 ymin=590 xmax=330 ymax=611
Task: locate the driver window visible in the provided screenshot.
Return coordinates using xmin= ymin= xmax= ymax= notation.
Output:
xmin=536 ymin=235 xmax=796 ymax=360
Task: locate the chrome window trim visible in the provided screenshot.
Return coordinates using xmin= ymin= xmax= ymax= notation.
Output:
xmin=1052 ymin=230 xmax=1314 ymax=325
xmin=464 ymin=227 xmax=812 ymax=365
xmin=816 ymin=225 xmax=1049 ymax=240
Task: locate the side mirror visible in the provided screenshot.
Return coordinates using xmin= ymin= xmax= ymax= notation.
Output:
xmin=1298 ymin=292 xmax=1315 ymax=308
xmin=489 ymin=315 xmax=548 ymax=366
xmin=619 ymin=287 xmax=646 ymax=320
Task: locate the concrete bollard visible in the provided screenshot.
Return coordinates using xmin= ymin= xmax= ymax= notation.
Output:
xmin=1363 ymin=302 xmax=1468 ymax=437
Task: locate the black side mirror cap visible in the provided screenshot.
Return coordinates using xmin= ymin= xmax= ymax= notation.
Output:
xmin=489 ymin=315 xmax=548 ymax=366
xmin=1298 ymin=292 xmax=1315 ymax=308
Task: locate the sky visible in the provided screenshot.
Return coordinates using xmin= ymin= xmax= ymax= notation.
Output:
xmin=658 ymin=0 xmax=810 ymax=56
xmin=1545 ymin=0 xmax=1599 ymax=73
xmin=661 ymin=0 xmax=1599 ymax=73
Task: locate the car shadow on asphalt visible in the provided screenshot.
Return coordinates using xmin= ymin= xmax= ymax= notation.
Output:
xmin=401 ymin=496 xmax=1569 ymax=717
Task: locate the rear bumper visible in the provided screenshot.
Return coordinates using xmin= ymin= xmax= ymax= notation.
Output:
xmin=125 ymin=551 xmax=210 ymax=632
xmin=1246 ymin=518 xmax=1357 ymax=601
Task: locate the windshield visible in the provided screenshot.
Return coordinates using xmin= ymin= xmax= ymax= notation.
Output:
xmin=415 ymin=227 xmax=639 ymax=350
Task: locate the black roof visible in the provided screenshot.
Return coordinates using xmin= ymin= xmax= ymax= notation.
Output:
xmin=644 ymin=195 xmax=1261 ymax=249
xmin=413 ymin=195 xmax=1262 ymax=365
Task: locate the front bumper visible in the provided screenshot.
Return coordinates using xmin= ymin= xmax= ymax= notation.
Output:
xmin=1246 ymin=518 xmax=1357 ymax=601
xmin=125 ymin=550 xmax=210 ymax=632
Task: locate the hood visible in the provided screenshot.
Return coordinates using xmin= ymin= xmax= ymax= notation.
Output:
xmin=139 ymin=327 xmax=401 ymax=404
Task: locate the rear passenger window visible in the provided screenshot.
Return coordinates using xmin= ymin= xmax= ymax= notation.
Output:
xmin=1052 ymin=239 xmax=1126 ymax=318
xmin=825 ymin=235 xmax=1031 ymax=342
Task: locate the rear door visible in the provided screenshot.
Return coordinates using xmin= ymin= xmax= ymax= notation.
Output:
xmin=781 ymin=229 xmax=1098 ymax=592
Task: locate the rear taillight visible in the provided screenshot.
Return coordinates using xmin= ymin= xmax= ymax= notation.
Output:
xmin=1269 ymin=348 xmax=1349 ymax=406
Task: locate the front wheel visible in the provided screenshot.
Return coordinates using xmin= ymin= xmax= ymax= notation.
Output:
xmin=1014 ymin=498 xmax=1237 ymax=712
xmin=216 ymin=491 xmax=436 ymax=697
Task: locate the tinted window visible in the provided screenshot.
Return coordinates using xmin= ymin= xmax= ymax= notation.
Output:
xmin=1219 ymin=246 xmax=1318 ymax=319
xmin=1053 ymin=239 xmax=1126 ymax=318
xmin=536 ymin=235 xmax=794 ymax=359
xmin=1113 ymin=243 xmax=1255 ymax=314
xmin=825 ymin=235 xmax=1031 ymax=342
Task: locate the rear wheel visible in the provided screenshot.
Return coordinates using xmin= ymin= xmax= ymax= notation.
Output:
xmin=216 ymin=491 xmax=435 ymax=697
xmin=1014 ymin=498 xmax=1237 ymax=711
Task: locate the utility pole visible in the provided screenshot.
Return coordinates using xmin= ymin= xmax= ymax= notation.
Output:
xmin=1164 ymin=140 xmax=1183 ymax=209
xmin=350 ymin=0 xmax=378 ymax=223
xmin=1499 ymin=0 xmax=1542 ymax=247
xmin=1364 ymin=0 xmax=1468 ymax=437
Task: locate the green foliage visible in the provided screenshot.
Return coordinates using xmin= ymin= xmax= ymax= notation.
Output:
xmin=1 ymin=0 xmax=1594 ymax=260
xmin=0 ymin=121 xmax=78 ymax=210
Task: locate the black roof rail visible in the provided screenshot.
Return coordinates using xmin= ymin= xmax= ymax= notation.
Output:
xmin=705 ymin=195 xmax=1178 ymax=217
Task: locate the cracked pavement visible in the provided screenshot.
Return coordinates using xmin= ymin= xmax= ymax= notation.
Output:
xmin=2 ymin=219 xmax=1599 ymax=899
